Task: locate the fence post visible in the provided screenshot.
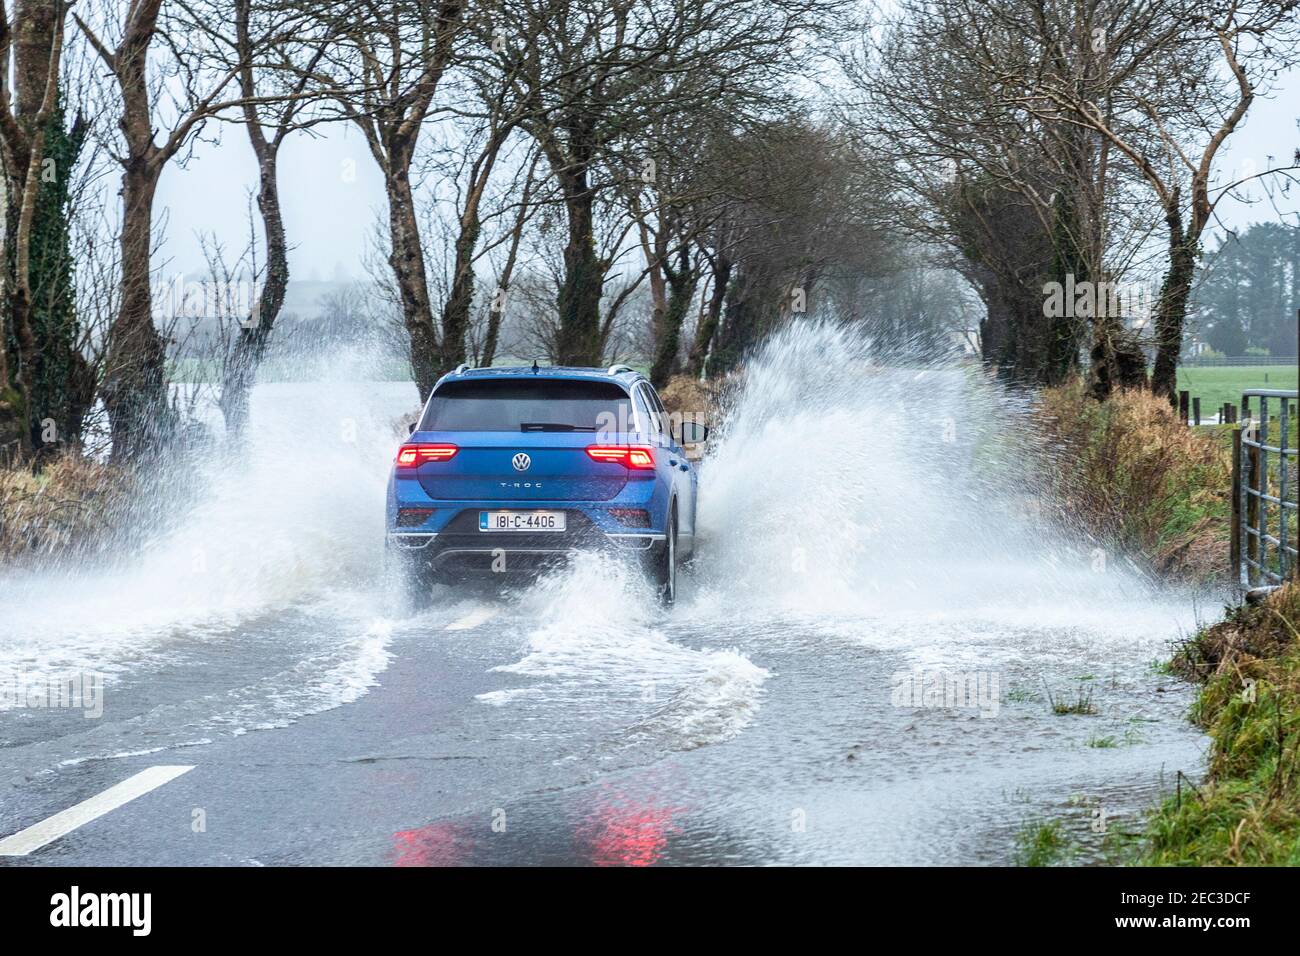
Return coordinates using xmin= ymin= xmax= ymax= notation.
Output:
xmin=1282 ymin=399 xmax=1292 ymax=579
xmin=1193 ymin=397 xmax=1201 ymax=425
xmin=1232 ymin=426 xmax=1243 ymax=584
xmin=1247 ymin=422 xmax=1261 ymax=587
xmin=1179 ymin=390 xmax=1189 ymax=425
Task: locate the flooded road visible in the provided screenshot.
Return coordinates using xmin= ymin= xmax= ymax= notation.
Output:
xmin=0 ymin=325 xmax=1207 ymax=865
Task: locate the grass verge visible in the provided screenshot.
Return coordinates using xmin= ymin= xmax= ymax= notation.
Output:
xmin=1140 ymin=584 xmax=1300 ymax=864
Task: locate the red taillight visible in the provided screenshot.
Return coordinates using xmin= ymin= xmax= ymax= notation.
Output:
xmin=396 ymin=443 xmax=458 ymax=468
xmin=586 ymin=445 xmax=655 ymax=469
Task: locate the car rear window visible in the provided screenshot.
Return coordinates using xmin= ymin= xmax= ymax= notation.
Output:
xmin=419 ymin=378 xmax=635 ymax=432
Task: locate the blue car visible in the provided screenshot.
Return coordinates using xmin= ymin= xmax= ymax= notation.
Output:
xmin=385 ymin=364 xmax=708 ymax=605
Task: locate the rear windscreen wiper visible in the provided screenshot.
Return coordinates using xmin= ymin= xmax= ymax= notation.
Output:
xmin=519 ymin=422 xmax=596 ymax=432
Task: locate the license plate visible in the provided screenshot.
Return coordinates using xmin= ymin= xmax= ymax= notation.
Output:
xmin=478 ymin=510 xmax=566 ymax=532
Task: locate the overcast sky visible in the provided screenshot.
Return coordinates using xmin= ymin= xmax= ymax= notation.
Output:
xmin=153 ymin=66 xmax=1300 ymax=281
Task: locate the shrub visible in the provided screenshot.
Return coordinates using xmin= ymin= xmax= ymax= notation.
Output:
xmin=1039 ymin=378 xmax=1231 ymax=583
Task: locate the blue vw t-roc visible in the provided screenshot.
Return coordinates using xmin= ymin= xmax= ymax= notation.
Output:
xmin=385 ymin=364 xmax=708 ymax=605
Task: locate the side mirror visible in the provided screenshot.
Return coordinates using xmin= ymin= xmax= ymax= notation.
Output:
xmin=408 ymin=422 xmax=417 ymax=435
xmin=679 ymin=421 xmax=709 ymax=444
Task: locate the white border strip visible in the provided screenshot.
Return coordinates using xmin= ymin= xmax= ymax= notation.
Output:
xmin=0 ymin=765 xmax=194 ymax=857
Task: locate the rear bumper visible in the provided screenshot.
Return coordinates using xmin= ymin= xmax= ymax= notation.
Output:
xmin=386 ymin=474 xmax=674 ymax=575
xmin=387 ymin=525 xmax=665 ymax=576
xmin=388 ymin=468 xmax=668 ymax=533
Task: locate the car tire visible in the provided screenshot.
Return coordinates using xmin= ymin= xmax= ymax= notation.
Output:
xmin=386 ymin=546 xmax=435 ymax=611
xmin=648 ymin=506 xmax=677 ymax=607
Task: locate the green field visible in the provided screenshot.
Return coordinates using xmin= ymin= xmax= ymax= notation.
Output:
xmin=1177 ymin=365 xmax=1299 ymax=419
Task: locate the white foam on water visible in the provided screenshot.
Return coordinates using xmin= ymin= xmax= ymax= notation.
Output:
xmin=482 ymin=551 xmax=771 ymax=749
xmin=0 ymin=353 xmax=417 ymax=727
xmin=683 ymin=320 xmax=1199 ymax=644
xmin=204 ymin=617 xmax=395 ymax=735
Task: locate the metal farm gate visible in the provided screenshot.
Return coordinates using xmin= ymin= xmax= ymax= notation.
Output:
xmin=1233 ymin=388 xmax=1300 ymax=587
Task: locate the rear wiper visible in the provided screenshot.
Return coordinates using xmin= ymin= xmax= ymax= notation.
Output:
xmin=519 ymin=422 xmax=596 ymax=432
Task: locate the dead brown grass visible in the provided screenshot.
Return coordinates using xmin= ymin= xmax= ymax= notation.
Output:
xmin=1040 ymin=378 xmax=1232 ymax=583
xmin=658 ymin=375 xmax=728 ymax=425
xmin=0 ymin=452 xmax=135 ymax=563
xmin=1175 ymin=585 xmax=1299 ymax=685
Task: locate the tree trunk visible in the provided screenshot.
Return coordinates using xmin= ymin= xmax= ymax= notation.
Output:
xmin=687 ymin=252 xmax=730 ymax=379
xmin=1151 ymin=207 xmax=1196 ymax=406
xmin=25 ymin=107 xmax=93 ymax=455
xmin=645 ymin=245 xmax=667 ymax=347
xmin=386 ymin=152 xmax=440 ymax=398
xmin=104 ymin=160 xmax=172 ymax=459
xmin=649 ymin=256 xmax=696 ymax=388
xmin=221 ymin=149 xmax=288 ymax=436
xmin=2 ymin=0 xmax=66 ymax=458
xmin=554 ymin=170 xmax=603 ymax=365
xmin=1088 ymin=311 xmax=1123 ymax=401
xmin=482 ymin=220 xmax=526 ymax=370
xmin=439 ymin=211 xmax=480 ymax=374
xmin=5 ymin=213 xmax=38 ymax=455
xmin=709 ymin=265 xmax=773 ymax=378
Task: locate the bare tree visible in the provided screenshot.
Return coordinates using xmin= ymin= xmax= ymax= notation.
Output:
xmin=74 ymin=0 xmax=302 ymax=457
xmin=1012 ymin=0 xmax=1300 ymax=402
xmin=687 ymin=117 xmax=896 ymax=377
xmin=425 ymin=73 xmax=534 ymax=373
xmin=685 ymin=215 xmax=737 ymax=379
xmin=852 ymin=0 xmax=1300 ymax=400
xmin=208 ymin=0 xmax=336 ymax=436
xmin=302 ymin=0 xmax=465 ymax=400
xmin=623 ymin=107 xmax=735 ymax=386
xmin=487 ymin=0 xmax=845 ymax=367
xmin=478 ymin=147 xmax=542 ymax=366
xmin=841 ymin=0 xmax=1147 ymax=390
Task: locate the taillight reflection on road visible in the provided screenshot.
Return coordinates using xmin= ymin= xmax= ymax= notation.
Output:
xmin=577 ymin=792 xmax=679 ymax=867
xmin=392 ymin=821 xmax=468 ymax=867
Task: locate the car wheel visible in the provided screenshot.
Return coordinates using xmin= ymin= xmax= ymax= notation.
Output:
xmin=648 ymin=506 xmax=677 ymax=607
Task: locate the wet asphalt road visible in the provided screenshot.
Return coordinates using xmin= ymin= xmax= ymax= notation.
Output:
xmin=1 ymin=579 xmax=1207 ymax=867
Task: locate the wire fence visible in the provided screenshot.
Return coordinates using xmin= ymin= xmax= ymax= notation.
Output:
xmin=1233 ymin=388 xmax=1300 ymax=587
xmin=1182 ymin=355 xmax=1298 ymax=367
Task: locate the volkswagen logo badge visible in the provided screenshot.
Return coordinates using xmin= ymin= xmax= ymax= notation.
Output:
xmin=512 ymin=452 xmax=532 ymax=472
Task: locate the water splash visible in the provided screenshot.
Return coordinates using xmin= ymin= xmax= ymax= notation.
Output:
xmin=688 ymin=320 xmax=1193 ymax=633
xmin=0 ymin=356 xmax=417 ymax=712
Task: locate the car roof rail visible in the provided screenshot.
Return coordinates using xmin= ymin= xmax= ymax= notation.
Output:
xmin=607 ymin=363 xmax=636 ymax=375
xmin=454 ymin=363 xmax=472 ymax=374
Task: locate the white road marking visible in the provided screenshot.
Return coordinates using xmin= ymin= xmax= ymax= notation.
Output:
xmin=0 ymin=765 xmax=194 ymax=857
xmin=445 ymin=607 xmax=499 ymax=631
